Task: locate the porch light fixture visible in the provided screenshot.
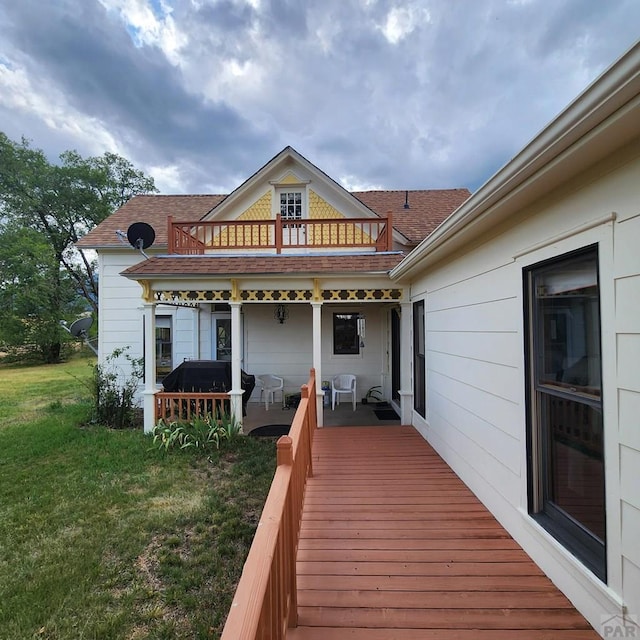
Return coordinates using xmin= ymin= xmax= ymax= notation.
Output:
xmin=274 ymin=304 xmax=289 ymax=324
xmin=357 ymin=314 xmax=366 ymax=348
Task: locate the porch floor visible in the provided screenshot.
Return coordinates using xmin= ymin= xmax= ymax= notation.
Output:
xmin=287 ymin=426 xmax=599 ymax=640
xmin=242 ymin=400 xmax=400 ymax=433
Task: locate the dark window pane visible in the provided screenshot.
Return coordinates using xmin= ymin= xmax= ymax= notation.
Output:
xmin=541 ymin=393 xmax=605 ymax=541
xmin=534 ymin=256 xmax=600 ymax=395
xmin=333 ymin=313 xmax=359 ymax=355
xmin=413 ymin=301 xmax=425 ymax=417
xmin=156 ymin=319 xmax=172 ymax=382
xmin=216 ymin=318 xmax=232 ymax=361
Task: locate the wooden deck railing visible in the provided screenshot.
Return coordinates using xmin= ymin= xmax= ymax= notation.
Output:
xmin=220 ymin=369 xmax=317 ymax=640
xmin=154 ymin=391 xmax=230 ymax=422
xmin=168 ymin=214 xmax=393 ymax=254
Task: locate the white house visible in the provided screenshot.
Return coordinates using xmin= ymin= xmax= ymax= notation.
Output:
xmin=390 ymin=40 xmax=640 ymax=636
xmin=77 ymin=40 xmax=640 ymax=636
xmin=77 ymin=146 xmax=469 ymax=431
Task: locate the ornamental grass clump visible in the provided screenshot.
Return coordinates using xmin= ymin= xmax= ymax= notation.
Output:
xmin=152 ymin=412 xmax=242 ymax=453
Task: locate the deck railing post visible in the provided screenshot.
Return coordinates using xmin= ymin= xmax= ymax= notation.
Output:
xmin=275 ymin=213 xmax=283 ymax=254
xmin=277 ymin=435 xmax=293 ymax=466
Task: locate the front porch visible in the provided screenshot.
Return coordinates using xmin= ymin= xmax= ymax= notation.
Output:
xmin=242 ymin=399 xmax=401 ymax=433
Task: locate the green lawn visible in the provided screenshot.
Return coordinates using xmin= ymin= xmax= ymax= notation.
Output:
xmin=0 ymin=356 xmax=276 ymax=639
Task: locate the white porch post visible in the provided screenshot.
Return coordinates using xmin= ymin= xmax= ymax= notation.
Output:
xmin=229 ymin=301 xmax=243 ymax=428
xmin=142 ymin=302 xmax=157 ymax=434
xmin=311 ymin=301 xmax=324 ymax=427
xmin=398 ymin=301 xmax=414 ymax=425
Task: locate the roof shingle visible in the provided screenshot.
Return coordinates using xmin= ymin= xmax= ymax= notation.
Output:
xmin=353 ymin=189 xmax=470 ymax=244
xmin=77 ymin=190 xmax=469 ymax=249
xmin=76 ymin=194 xmax=225 ymax=248
xmin=121 ymin=253 xmax=406 ymax=278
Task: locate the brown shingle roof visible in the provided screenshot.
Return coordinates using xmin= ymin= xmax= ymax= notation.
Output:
xmin=353 ymin=189 xmax=470 ymax=244
xmin=77 ymin=189 xmax=469 ymax=249
xmin=76 ymin=194 xmax=225 ymax=248
xmin=122 ymin=253 xmax=406 ymax=278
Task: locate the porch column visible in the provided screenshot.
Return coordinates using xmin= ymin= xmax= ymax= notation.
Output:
xmin=142 ymin=302 xmax=157 ymax=434
xmin=229 ymin=301 xmax=243 ymax=428
xmin=312 ymin=301 xmax=324 ymax=427
xmin=398 ymin=301 xmax=414 ymax=425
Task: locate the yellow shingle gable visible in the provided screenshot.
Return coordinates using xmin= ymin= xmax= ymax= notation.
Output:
xmin=307 ymin=190 xmax=372 ymax=245
xmin=207 ymin=190 xmax=271 ymax=247
xmin=309 ymin=190 xmax=345 ymax=219
xmin=238 ymin=190 xmax=272 ymax=220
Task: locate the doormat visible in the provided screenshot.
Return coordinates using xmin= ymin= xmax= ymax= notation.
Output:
xmin=248 ymin=424 xmax=290 ymax=437
xmin=374 ymin=408 xmax=399 ymax=421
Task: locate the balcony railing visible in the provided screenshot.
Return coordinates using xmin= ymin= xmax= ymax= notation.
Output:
xmin=220 ymin=369 xmax=317 ymax=640
xmin=168 ymin=214 xmax=393 ymax=254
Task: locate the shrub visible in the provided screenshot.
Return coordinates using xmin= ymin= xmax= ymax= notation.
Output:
xmin=152 ymin=412 xmax=242 ymax=453
xmin=89 ymin=347 xmax=143 ymax=429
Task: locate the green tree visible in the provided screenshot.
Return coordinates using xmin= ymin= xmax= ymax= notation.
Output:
xmin=0 ymin=132 xmax=157 ymax=316
xmin=0 ymin=225 xmax=84 ymax=362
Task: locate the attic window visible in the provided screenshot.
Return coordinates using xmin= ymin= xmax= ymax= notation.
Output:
xmin=280 ymin=191 xmax=303 ymax=222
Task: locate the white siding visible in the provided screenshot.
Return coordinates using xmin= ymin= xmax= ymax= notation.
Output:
xmin=244 ymin=303 xmax=314 ymax=398
xmin=614 ymin=211 xmax=640 ymax=629
xmin=409 ymin=148 xmax=640 ymax=630
xmin=98 ymin=252 xmax=147 ymax=380
xmin=241 ymin=303 xmax=389 ymax=403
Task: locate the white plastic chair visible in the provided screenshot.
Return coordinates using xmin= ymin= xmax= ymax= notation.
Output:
xmin=331 ymin=374 xmax=357 ymax=411
xmin=256 ymin=374 xmax=284 ymax=410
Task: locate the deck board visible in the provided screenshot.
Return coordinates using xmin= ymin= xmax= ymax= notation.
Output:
xmin=287 ymin=426 xmax=599 ymax=639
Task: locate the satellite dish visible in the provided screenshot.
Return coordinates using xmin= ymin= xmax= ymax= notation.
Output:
xmin=69 ymin=316 xmax=93 ymax=338
xmin=127 ymin=222 xmax=155 ymax=250
xmin=63 ymin=316 xmax=98 ymax=355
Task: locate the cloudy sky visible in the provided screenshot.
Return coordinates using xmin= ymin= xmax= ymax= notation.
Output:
xmin=0 ymin=1 xmax=638 ymax=195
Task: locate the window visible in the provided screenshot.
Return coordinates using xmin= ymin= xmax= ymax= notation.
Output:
xmin=279 ymin=191 xmax=303 ymax=223
xmin=413 ymin=300 xmax=426 ymax=418
xmin=333 ymin=313 xmax=360 ymax=355
xmin=213 ymin=315 xmax=231 ymax=361
xmin=525 ymin=246 xmax=605 ymax=581
xmin=156 ymin=316 xmax=172 ymax=383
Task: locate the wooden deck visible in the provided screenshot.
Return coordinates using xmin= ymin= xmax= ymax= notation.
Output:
xmin=287 ymin=426 xmax=599 ymax=640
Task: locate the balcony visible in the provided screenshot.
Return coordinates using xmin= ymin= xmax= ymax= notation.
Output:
xmin=168 ymin=214 xmax=393 ymax=254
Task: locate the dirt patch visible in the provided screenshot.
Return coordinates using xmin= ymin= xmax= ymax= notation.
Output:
xmin=135 ymin=536 xmax=165 ymax=594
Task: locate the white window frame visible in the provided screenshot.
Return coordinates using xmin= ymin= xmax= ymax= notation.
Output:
xmin=279 ymin=190 xmax=304 ymax=224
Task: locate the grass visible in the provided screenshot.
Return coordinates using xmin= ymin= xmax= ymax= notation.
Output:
xmin=0 ymin=356 xmax=276 ymax=639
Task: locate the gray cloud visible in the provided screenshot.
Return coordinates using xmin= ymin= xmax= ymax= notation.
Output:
xmin=0 ymin=0 xmax=638 ymax=194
